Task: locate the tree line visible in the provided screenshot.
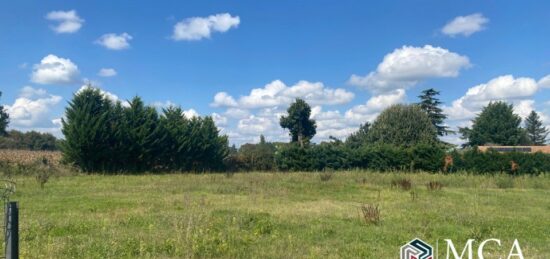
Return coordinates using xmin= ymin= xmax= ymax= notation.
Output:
xmin=2 ymin=87 xmax=549 ymax=174
xmin=60 ymin=87 xmax=228 ymax=172
xmin=228 ymin=89 xmax=549 ymax=173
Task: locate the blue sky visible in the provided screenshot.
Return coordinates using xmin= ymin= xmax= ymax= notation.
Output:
xmin=1 ymin=0 xmax=549 ymax=145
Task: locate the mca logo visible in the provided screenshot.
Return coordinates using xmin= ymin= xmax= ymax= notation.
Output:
xmin=400 ymin=238 xmax=433 ymax=259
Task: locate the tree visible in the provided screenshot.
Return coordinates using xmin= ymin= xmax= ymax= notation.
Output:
xmin=417 ymin=88 xmax=451 ymax=136
xmin=280 ymin=98 xmax=316 ymax=147
xmin=345 ymin=122 xmax=370 ymax=148
xmin=61 ymin=87 xmax=115 ymax=172
xmin=525 ymin=110 xmax=548 ymax=145
xmin=122 ymin=96 xmax=164 ymax=171
xmin=366 ymin=104 xmax=437 ymax=147
xmin=0 ymin=91 xmax=9 ymax=136
xmin=460 ymin=101 xmax=527 ymax=146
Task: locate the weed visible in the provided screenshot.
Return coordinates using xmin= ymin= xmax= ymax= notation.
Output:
xmin=495 ymin=176 xmax=514 ymax=189
xmin=319 ymin=172 xmax=333 ymax=182
xmin=426 ymin=181 xmax=444 ymax=191
xmin=359 ymin=204 xmax=380 ymax=225
xmin=391 ymin=178 xmax=412 ymax=190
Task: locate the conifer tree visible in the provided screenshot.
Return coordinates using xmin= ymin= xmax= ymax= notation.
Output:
xmin=61 ymin=87 xmax=115 ymax=172
xmin=525 ymin=110 xmax=548 ymax=145
xmin=123 ymin=96 xmax=163 ymax=171
xmin=418 ymin=88 xmax=451 ymax=136
xmin=0 ymin=91 xmax=9 ymax=136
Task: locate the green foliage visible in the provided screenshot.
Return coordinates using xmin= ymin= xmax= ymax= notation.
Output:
xmin=460 ymin=101 xmax=528 ymax=146
xmin=236 ymin=136 xmax=276 ymax=171
xmin=61 ymin=87 xmax=228 ymax=173
xmin=280 ymin=98 xmax=316 ymax=147
xmin=275 ymin=143 xmax=313 ymax=171
xmin=0 ymin=91 xmax=9 ymax=136
xmin=525 ymin=110 xmax=548 ymax=145
xmin=121 ymin=97 xmax=164 ymax=171
xmin=0 ymin=130 xmax=58 ymax=150
xmin=418 ymin=88 xmax=451 ymax=136
xmin=61 ymin=87 xmax=115 ymax=172
xmin=450 ymin=148 xmax=550 ymax=174
xmin=344 ymin=122 xmax=370 ymax=148
xmin=366 ymin=104 xmax=437 ymax=147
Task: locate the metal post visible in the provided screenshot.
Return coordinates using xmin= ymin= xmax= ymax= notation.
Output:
xmin=5 ymin=202 xmax=18 ymax=259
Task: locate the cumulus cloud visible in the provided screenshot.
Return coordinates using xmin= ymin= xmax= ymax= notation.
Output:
xmin=349 ymin=45 xmax=470 ymax=93
xmin=444 ymin=75 xmax=539 ymax=121
xmin=344 ymin=89 xmax=406 ymax=124
xmin=538 ymin=75 xmax=550 ymax=88
xmin=211 ymin=92 xmax=237 ymax=107
xmin=45 ymin=10 xmax=84 ymax=33
xmin=31 ymin=54 xmax=80 ymax=85
xmin=172 ymin=13 xmax=240 ymax=41
xmin=442 ymin=13 xmax=489 ymax=37
xmin=77 ymin=85 xmax=129 ymax=107
xmin=4 ymin=87 xmax=62 ymax=128
xmin=183 ymin=109 xmax=199 ymax=118
xmin=98 ymin=68 xmax=117 ymax=77
xmin=212 ymin=113 xmax=228 ymax=126
xmin=213 ymin=80 xmax=354 ymax=109
xmin=95 ymin=33 xmax=133 ymax=50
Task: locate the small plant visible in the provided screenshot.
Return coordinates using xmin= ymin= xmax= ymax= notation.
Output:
xmin=495 ymin=177 xmax=514 ymax=189
xmin=391 ymin=178 xmax=412 ymax=190
xmin=360 ymin=204 xmax=380 ymax=225
xmin=426 ymin=181 xmax=443 ymax=191
xmin=35 ymin=157 xmax=52 ymax=189
xmin=410 ymin=191 xmax=418 ymax=201
xmin=319 ymin=172 xmax=333 ymax=182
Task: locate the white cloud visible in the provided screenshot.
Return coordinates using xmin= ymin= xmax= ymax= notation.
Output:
xmin=349 ymin=45 xmax=470 ymax=93
xmin=95 ymin=33 xmax=133 ymax=50
xmin=212 ymin=113 xmax=227 ymax=126
xmin=237 ymin=115 xmax=277 ymax=135
xmin=225 ymin=108 xmax=250 ymax=119
xmin=214 ymin=80 xmax=354 ymax=109
xmin=211 ymin=92 xmax=237 ymax=107
xmin=151 ymin=100 xmax=177 ymax=109
xmin=31 ymin=54 xmax=80 ymax=85
xmin=172 ymin=13 xmax=240 ymax=41
xmin=538 ymin=75 xmax=550 ymax=88
xmin=442 ymin=13 xmax=489 ymax=37
xmin=344 ymin=89 xmax=406 ymax=124
xmin=183 ymin=109 xmax=199 ymax=118
xmin=98 ymin=68 xmax=117 ymax=77
xmin=45 ymin=10 xmax=84 ymax=34
xmin=514 ymin=100 xmax=535 ymax=119
xmin=444 ymin=75 xmax=538 ymax=121
xmin=77 ymin=85 xmax=129 ymax=107
xmin=5 ymin=87 xmax=62 ymax=128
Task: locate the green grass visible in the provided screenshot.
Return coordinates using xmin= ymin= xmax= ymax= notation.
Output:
xmin=7 ymin=171 xmax=550 ymax=258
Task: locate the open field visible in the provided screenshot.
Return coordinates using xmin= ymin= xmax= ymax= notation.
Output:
xmin=3 ymin=171 xmax=549 ymax=258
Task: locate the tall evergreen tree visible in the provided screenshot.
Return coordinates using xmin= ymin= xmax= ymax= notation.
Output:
xmin=280 ymin=98 xmax=316 ymax=147
xmin=460 ymin=101 xmax=527 ymax=146
xmin=418 ymin=88 xmax=451 ymax=136
xmin=525 ymin=110 xmax=548 ymax=145
xmin=0 ymin=91 xmax=9 ymax=136
xmin=122 ymin=96 xmax=164 ymax=171
xmin=61 ymin=87 xmax=115 ymax=172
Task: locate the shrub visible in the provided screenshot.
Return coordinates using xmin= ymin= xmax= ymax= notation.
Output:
xmin=426 ymin=181 xmax=443 ymax=191
xmin=359 ymin=204 xmax=380 ymax=225
xmin=391 ymin=178 xmax=412 ymax=190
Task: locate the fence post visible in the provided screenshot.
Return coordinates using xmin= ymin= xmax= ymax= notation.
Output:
xmin=5 ymin=202 xmax=18 ymax=259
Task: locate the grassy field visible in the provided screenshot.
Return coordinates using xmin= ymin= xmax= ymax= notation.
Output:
xmin=5 ymin=171 xmax=550 ymax=258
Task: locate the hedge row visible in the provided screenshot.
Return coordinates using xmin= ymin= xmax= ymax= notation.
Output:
xmin=271 ymin=143 xmax=550 ymax=174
